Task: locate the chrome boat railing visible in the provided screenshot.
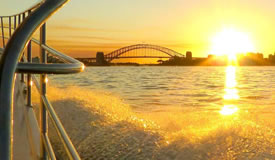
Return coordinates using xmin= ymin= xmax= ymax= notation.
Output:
xmin=0 ymin=0 xmax=84 ymax=159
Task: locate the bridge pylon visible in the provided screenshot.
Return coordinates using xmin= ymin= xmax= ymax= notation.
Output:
xmin=96 ymin=52 xmax=107 ymax=65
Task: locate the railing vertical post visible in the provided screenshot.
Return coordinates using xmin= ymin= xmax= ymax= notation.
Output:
xmin=14 ymin=16 xmax=16 ymax=33
xmin=1 ymin=17 xmax=5 ymax=48
xmin=21 ymin=13 xmax=26 ymax=82
xmin=27 ymin=11 xmax=32 ymax=107
xmin=22 ymin=13 xmax=26 ymax=21
xmin=18 ymin=14 xmax=20 ymax=25
xmin=9 ymin=17 xmax=11 ymax=38
xmin=40 ymin=23 xmax=48 ymax=160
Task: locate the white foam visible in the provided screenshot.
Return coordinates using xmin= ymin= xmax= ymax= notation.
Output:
xmin=32 ymin=85 xmax=275 ymax=159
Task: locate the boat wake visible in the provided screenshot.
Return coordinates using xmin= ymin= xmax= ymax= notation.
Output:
xmin=32 ymin=86 xmax=275 ymax=160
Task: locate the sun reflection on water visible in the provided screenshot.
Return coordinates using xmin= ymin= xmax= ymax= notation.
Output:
xmin=220 ymin=105 xmax=239 ymax=116
xmin=221 ymin=66 xmax=239 ymax=116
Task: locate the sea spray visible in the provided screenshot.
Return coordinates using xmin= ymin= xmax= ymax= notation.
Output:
xmin=32 ymin=85 xmax=164 ymax=159
xmin=32 ymin=85 xmax=275 ymax=159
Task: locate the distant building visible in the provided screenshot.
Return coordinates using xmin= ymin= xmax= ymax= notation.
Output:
xmin=257 ymin=53 xmax=263 ymax=60
xmin=238 ymin=52 xmax=265 ymax=66
xmin=269 ymin=54 xmax=273 ymax=60
xmin=186 ymin=51 xmax=192 ymax=61
xmin=268 ymin=53 xmax=275 ymax=63
xmin=246 ymin=52 xmax=263 ymax=60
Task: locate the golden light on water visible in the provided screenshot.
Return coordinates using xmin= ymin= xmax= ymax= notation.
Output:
xmin=223 ymin=66 xmax=239 ymax=100
xmin=221 ymin=66 xmax=239 ymax=116
xmin=223 ymin=89 xmax=239 ymax=100
xmin=211 ymin=28 xmax=255 ymax=60
xmin=220 ymin=105 xmax=239 ymax=116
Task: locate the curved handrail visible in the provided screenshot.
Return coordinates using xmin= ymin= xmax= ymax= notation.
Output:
xmin=0 ymin=0 xmax=83 ymax=159
xmin=17 ymin=39 xmax=84 ymax=74
xmin=0 ymin=1 xmax=42 ymax=18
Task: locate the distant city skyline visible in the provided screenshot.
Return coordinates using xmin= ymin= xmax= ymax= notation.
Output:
xmin=2 ymin=0 xmax=275 ymax=58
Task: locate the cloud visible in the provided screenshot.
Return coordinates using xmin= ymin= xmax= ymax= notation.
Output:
xmin=47 ymin=39 xmax=129 ymax=51
xmin=46 ymin=38 xmax=209 ymax=58
xmin=64 ymin=35 xmax=118 ymax=41
xmin=163 ymin=42 xmax=210 ymax=49
xmin=49 ymin=25 xmax=129 ymax=33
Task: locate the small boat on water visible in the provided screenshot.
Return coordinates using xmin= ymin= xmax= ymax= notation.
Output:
xmin=0 ymin=0 xmax=83 ymax=159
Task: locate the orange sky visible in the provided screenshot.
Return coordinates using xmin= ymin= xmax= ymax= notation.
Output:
xmin=2 ymin=0 xmax=275 ymax=58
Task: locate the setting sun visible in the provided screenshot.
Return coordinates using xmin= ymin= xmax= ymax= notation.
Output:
xmin=210 ymin=28 xmax=255 ymax=60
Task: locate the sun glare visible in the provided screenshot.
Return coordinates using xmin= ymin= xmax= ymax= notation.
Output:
xmin=211 ymin=28 xmax=255 ymax=60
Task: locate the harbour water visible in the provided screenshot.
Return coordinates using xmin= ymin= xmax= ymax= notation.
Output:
xmin=40 ymin=66 xmax=275 ymax=159
xmin=50 ymin=66 xmax=275 ymax=112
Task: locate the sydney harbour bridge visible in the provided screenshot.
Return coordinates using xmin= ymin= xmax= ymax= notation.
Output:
xmin=77 ymin=44 xmax=187 ymax=64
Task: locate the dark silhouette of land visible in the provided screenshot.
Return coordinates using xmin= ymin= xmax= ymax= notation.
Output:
xmin=76 ymin=51 xmax=275 ymax=66
xmin=158 ymin=52 xmax=271 ymax=66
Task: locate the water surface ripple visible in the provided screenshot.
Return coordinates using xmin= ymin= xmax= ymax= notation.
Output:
xmin=45 ymin=66 xmax=275 ymax=159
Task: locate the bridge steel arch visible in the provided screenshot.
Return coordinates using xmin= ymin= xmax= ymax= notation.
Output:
xmin=104 ymin=44 xmax=184 ymax=62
